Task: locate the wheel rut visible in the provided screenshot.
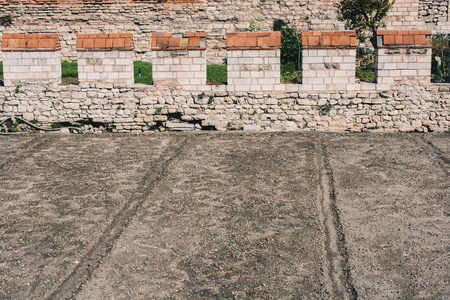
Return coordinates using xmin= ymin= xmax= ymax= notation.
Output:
xmin=418 ymin=136 xmax=449 ymax=176
xmin=316 ymin=138 xmax=358 ymax=300
xmin=46 ymin=137 xmax=188 ymax=300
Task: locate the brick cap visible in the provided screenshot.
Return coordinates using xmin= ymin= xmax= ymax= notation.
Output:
xmin=152 ymin=32 xmax=206 ymax=50
xmin=1 ymin=33 xmax=61 ymax=52
xmin=302 ymin=31 xmax=357 ymax=49
xmin=376 ymin=30 xmax=432 ymax=48
xmin=226 ymin=32 xmax=281 ymax=49
xmin=76 ymin=33 xmax=134 ymax=52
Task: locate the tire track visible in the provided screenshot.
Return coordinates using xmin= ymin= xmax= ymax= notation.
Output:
xmin=46 ymin=136 xmax=188 ymax=300
xmin=0 ymin=136 xmax=54 ymax=170
xmin=418 ymin=136 xmax=449 ymax=176
xmin=316 ymin=138 xmax=358 ymax=300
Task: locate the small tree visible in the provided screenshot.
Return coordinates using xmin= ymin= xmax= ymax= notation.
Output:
xmin=336 ymin=0 xmax=396 ymax=47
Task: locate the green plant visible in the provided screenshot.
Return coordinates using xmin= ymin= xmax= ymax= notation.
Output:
xmin=51 ymin=123 xmax=64 ymax=129
xmin=356 ymin=67 xmax=375 ymax=82
xmin=281 ymin=27 xmax=300 ymax=69
xmin=4 ymin=120 xmax=18 ymax=132
xmin=337 ymin=0 xmax=396 ymax=47
xmin=0 ymin=62 xmax=3 ymax=74
xmin=318 ymin=104 xmax=333 ymax=114
xmin=117 ymin=105 xmax=122 ymax=110
xmin=252 ymin=110 xmax=257 ymax=115
xmin=208 ymin=96 xmax=214 ymax=104
xmin=198 ymin=92 xmax=206 ymax=99
xmin=15 ymin=85 xmax=20 ymax=93
xmin=347 ymin=101 xmax=355 ymax=107
xmin=154 ymin=107 xmax=162 ymax=114
xmin=134 ymin=61 xmax=153 ymax=84
xmin=61 ymin=61 xmax=78 ymax=78
xmin=281 ymin=62 xmax=301 ymax=83
xmin=242 ymin=20 xmax=262 ymax=32
xmin=206 ymin=64 xmax=227 ymax=84
xmin=226 ymin=122 xmax=232 ymax=129
xmin=0 ymin=15 xmax=12 ymax=27
xmin=432 ymin=33 xmax=450 ymax=82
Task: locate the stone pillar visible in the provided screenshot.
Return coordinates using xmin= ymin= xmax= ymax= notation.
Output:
xmin=76 ymin=33 xmax=134 ymax=86
xmin=226 ymin=32 xmax=281 ymax=92
xmin=301 ymin=31 xmax=357 ymax=91
xmin=376 ymin=30 xmax=432 ymax=85
xmin=1 ymin=33 xmax=61 ymax=87
xmin=151 ymin=32 xmax=206 ymax=91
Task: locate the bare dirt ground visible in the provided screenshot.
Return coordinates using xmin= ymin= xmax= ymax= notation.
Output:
xmin=0 ymin=133 xmax=448 ymax=299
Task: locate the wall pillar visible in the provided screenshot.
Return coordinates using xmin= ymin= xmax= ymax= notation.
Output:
xmin=1 ymin=34 xmax=61 ymax=88
xmin=226 ymin=32 xmax=281 ymax=92
xmin=376 ymin=30 xmax=432 ymax=85
xmin=76 ymin=33 xmax=134 ymax=86
xmin=151 ymin=32 xmax=206 ymax=91
xmin=301 ymin=31 xmax=357 ymax=91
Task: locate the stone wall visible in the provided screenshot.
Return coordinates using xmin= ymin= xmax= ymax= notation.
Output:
xmin=0 ymin=0 xmax=339 ymax=63
xmin=419 ymin=0 xmax=449 ymax=25
xmin=0 ymin=82 xmax=448 ymax=133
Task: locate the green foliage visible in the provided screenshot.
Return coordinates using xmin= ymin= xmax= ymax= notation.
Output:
xmin=0 ymin=15 xmax=12 ymax=27
xmin=272 ymin=19 xmax=287 ymax=32
xmin=242 ymin=20 xmax=262 ymax=32
xmin=51 ymin=123 xmax=64 ymax=129
xmin=337 ymin=0 xmax=396 ymax=46
xmin=198 ymin=92 xmax=206 ymax=99
xmin=154 ymin=107 xmax=162 ymax=114
xmin=281 ymin=27 xmax=300 ymax=68
xmin=61 ymin=61 xmax=78 ymax=78
xmin=431 ymin=33 xmax=450 ymax=83
xmin=0 ymin=62 xmax=3 ymax=74
xmin=281 ymin=62 xmax=301 ymax=83
xmin=356 ymin=68 xmax=375 ymax=82
xmin=134 ymin=61 xmax=153 ymax=84
xmin=4 ymin=120 xmax=18 ymax=132
xmin=208 ymin=96 xmax=214 ymax=104
xmin=318 ymin=104 xmax=334 ymax=115
xmin=206 ymin=64 xmax=227 ymax=84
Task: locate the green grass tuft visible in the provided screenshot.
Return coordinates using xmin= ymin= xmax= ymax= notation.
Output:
xmin=61 ymin=61 xmax=78 ymax=78
xmin=356 ymin=67 xmax=375 ymax=83
xmin=134 ymin=61 xmax=153 ymax=84
xmin=207 ymin=64 xmax=227 ymax=84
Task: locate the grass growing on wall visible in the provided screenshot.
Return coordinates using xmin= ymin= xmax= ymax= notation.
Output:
xmin=207 ymin=64 xmax=227 ymax=84
xmin=281 ymin=62 xmax=301 ymax=83
xmin=61 ymin=61 xmax=78 ymax=78
xmin=356 ymin=49 xmax=375 ymax=83
xmin=134 ymin=61 xmax=153 ymax=84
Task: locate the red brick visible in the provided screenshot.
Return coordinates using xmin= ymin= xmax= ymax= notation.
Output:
xmin=414 ymin=34 xmax=426 ymax=45
xmin=105 ymin=38 xmax=113 ymax=48
xmin=83 ymin=39 xmax=94 ymax=49
xmin=321 ymin=36 xmax=331 ymax=46
xmin=383 ymin=35 xmax=395 ymax=45
xmin=113 ymin=38 xmax=125 ymax=48
xmin=169 ymin=37 xmax=180 ymax=47
xmin=403 ymin=35 xmax=415 ymax=45
xmin=394 ymin=35 xmax=403 ymax=45
xmin=339 ymin=35 xmax=350 ymax=46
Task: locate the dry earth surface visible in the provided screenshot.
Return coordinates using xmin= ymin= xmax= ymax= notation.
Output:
xmin=0 ymin=132 xmax=448 ymax=299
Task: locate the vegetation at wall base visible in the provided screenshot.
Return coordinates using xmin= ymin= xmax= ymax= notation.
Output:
xmin=281 ymin=62 xmax=301 ymax=83
xmin=61 ymin=61 xmax=78 ymax=78
xmin=134 ymin=61 xmax=153 ymax=85
xmin=356 ymin=49 xmax=375 ymax=83
xmin=356 ymin=67 xmax=375 ymax=83
xmin=207 ymin=64 xmax=227 ymax=84
xmin=431 ymin=33 xmax=450 ymax=83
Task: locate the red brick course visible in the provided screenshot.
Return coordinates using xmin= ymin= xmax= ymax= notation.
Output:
xmin=301 ymin=31 xmax=357 ymax=49
xmin=1 ymin=33 xmax=61 ymax=52
xmin=226 ymin=32 xmax=281 ymax=50
xmin=76 ymin=33 xmax=134 ymax=51
xmin=377 ymin=30 xmax=432 ymax=48
xmin=151 ymin=32 xmax=206 ymax=50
